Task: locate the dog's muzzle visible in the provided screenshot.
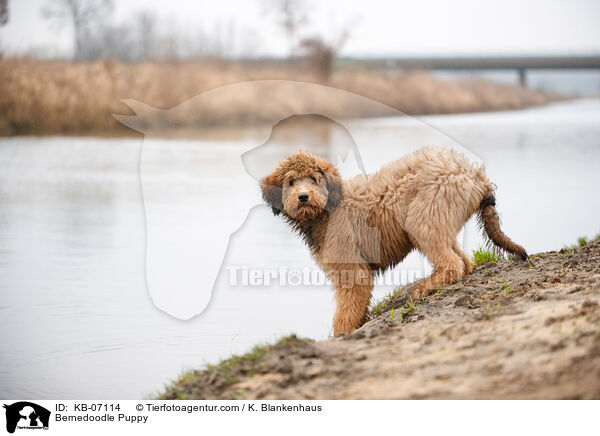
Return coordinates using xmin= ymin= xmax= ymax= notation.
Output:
xmin=298 ymin=193 xmax=309 ymax=203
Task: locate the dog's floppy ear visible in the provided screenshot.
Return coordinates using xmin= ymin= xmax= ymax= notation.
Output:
xmin=320 ymin=161 xmax=343 ymax=209
xmin=261 ymin=170 xmax=284 ymax=215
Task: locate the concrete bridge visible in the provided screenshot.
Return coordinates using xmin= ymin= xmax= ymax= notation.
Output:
xmin=349 ymin=55 xmax=600 ymax=86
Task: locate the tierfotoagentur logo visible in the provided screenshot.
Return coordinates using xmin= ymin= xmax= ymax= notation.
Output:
xmin=2 ymin=402 xmax=50 ymax=434
xmin=227 ymin=265 xmax=425 ymax=287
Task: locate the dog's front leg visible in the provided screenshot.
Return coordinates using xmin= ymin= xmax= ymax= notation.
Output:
xmin=331 ymin=264 xmax=373 ymax=336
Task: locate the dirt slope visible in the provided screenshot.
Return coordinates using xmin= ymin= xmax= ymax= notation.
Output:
xmin=162 ymin=240 xmax=600 ymax=400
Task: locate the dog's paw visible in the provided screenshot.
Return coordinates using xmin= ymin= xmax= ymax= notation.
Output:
xmin=403 ymin=283 xmax=428 ymax=301
xmin=410 ymin=288 xmax=428 ymax=301
xmin=464 ymin=262 xmax=474 ymax=276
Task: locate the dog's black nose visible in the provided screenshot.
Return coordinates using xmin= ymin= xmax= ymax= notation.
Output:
xmin=298 ymin=193 xmax=309 ymax=202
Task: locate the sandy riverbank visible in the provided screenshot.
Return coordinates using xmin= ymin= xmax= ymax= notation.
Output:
xmin=160 ymin=238 xmax=600 ymax=400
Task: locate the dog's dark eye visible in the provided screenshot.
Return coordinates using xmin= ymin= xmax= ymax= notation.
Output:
xmin=289 ymin=179 xmax=294 ymax=186
xmin=310 ymin=176 xmax=317 ymax=182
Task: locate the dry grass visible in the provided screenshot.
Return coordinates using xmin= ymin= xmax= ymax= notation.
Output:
xmin=0 ymin=57 xmax=563 ymax=136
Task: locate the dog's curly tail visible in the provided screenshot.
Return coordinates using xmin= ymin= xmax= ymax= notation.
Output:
xmin=477 ymin=193 xmax=528 ymax=260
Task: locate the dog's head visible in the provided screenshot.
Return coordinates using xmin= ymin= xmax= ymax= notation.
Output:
xmin=261 ymin=150 xmax=343 ymax=221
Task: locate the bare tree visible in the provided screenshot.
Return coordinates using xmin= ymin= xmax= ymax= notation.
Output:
xmin=299 ymin=30 xmax=349 ymax=81
xmin=0 ymin=0 xmax=8 ymax=26
xmin=133 ymin=10 xmax=157 ymax=61
xmin=263 ymin=0 xmax=308 ymax=57
xmin=42 ymin=0 xmax=113 ymax=60
xmin=96 ymin=23 xmax=136 ymax=61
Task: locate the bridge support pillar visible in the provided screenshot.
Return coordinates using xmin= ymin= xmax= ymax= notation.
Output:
xmin=518 ymin=69 xmax=527 ymax=87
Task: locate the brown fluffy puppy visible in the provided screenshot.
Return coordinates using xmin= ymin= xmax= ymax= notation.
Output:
xmin=261 ymin=147 xmax=527 ymax=335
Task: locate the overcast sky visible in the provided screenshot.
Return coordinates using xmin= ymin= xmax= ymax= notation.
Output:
xmin=1 ymin=0 xmax=600 ymax=58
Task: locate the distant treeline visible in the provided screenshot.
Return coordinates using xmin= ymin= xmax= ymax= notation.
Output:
xmin=0 ymin=58 xmax=564 ymax=136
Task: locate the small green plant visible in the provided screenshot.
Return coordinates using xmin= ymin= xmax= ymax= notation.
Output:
xmin=404 ymin=295 xmax=419 ymax=314
xmin=472 ymin=246 xmax=503 ymax=266
xmin=369 ymin=288 xmax=402 ymax=319
xmin=393 ymin=296 xmax=420 ymax=322
xmin=502 ymin=278 xmax=513 ymax=294
xmin=562 ymin=235 xmax=597 ymax=254
xmin=561 ymin=244 xmax=575 ymax=254
xmin=387 ymin=308 xmax=396 ymax=321
xmin=374 ymin=292 xmax=420 ymax=323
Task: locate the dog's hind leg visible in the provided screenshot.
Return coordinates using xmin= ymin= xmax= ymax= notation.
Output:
xmin=452 ymin=240 xmax=473 ymax=276
xmin=330 ymin=264 xmax=373 ymax=336
xmin=409 ymin=241 xmax=466 ymax=301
